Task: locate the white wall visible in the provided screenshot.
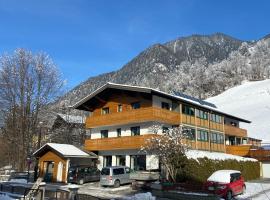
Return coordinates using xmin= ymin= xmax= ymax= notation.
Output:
xmin=152 ymin=95 xmax=172 ymax=110
xmin=91 ymin=122 xmax=155 ymax=139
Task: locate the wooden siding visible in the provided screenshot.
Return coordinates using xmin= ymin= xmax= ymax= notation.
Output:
xmin=85 ymin=134 xmax=158 ymax=151
xmin=182 ymin=114 xmax=195 ymax=125
xmin=224 ymin=125 xmax=247 ymax=137
xmin=196 ymin=118 xmax=209 ymax=128
xmin=85 ymin=134 xmax=225 ymax=152
xmin=38 ymin=151 xmax=67 ymax=183
xmin=226 ymin=145 xmax=252 ymax=157
xmin=249 ymin=149 xmax=270 ymax=161
xmin=86 ymin=107 xmax=181 ymax=128
xmin=210 ymin=121 xmax=223 ymax=132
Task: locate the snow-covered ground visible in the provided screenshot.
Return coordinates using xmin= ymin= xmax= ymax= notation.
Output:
xmin=207 ymin=79 xmax=270 ymax=142
xmin=0 ymin=193 xmax=19 ymax=200
xmin=236 ymin=182 xmax=270 ymax=200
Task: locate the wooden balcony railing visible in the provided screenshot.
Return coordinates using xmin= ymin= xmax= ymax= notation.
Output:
xmin=85 ymin=134 xmax=158 ymax=151
xmin=85 ymin=107 xmax=181 ymax=128
xmin=226 ymin=145 xmax=252 ymax=157
xmin=249 ymin=149 xmax=270 ymax=161
xmin=224 ymin=125 xmax=247 ymax=137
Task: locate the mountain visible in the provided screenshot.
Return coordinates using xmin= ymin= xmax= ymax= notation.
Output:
xmin=54 ymin=33 xmax=270 ymax=111
xmin=207 ymin=79 xmax=270 ymax=142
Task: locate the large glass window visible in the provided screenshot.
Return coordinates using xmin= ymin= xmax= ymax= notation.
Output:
xmin=116 ymin=155 xmax=126 ymax=166
xmin=130 ymin=155 xmax=146 ymax=171
xmin=184 ymin=127 xmax=196 ymax=140
xmin=211 ymin=132 xmax=224 ymax=144
xmin=101 ymin=130 xmax=108 ymax=138
xmin=182 ymin=105 xmax=195 ymax=116
xmin=131 ymin=126 xmax=140 ymax=136
xmin=198 ymin=130 xmax=208 ymax=141
xmin=210 ymin=114 xmax=222 ymax=124
xmin=113 ymin=168 xmax=125 ymax=175
xmin=103 ymin=156 xmax=112 ymax=167
xmin=196 ymin=110 xmax=208 ymax=120
xmin=131 ymin=102 xmax=141 ymax=109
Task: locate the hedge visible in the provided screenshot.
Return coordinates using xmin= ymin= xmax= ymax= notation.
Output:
xmin=176 ymin=158 xmax=260 ymax=184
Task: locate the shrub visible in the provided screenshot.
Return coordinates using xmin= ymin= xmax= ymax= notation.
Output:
xmin=176 ymin=157 xmax=260 ymax=184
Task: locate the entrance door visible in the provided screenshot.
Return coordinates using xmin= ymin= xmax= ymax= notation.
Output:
xmin=44 ymin=161 xmax=54 ymax=182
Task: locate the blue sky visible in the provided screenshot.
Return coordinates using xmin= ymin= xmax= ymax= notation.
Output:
xmin=0 ymin=0 xmax=269 ymax=89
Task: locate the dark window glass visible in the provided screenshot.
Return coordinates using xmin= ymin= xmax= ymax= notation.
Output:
xmin=113 ymin=168 xmax=125 ymax=175
xmin=198 ymin=130 xmax=208 ymax=142
xmin=102 ymin=107 xmax=110 ymax=115
xmin=101 ymin=168 xmax=110 ymax=175
xmin=162 ymin=126 xmax=169 ymax=133
xmin=117 ymin=128 xmax=121 ymax=137
xmin=161 ymin=102 xmax=170 ymax=110
xmin=131 ymin=126 xmax=140 ymax=136
xmin=182 ymin=105 xmax=195 ymax=116
xmin=131 ymin=102 xmax=140 ymax=109
xmin=101 ymin=130 xmax=108 ymax=138
xmin=130 ymin=155 xmax=146 ymax=171
xmin=186 ymin=128 xmax=195 ymax=140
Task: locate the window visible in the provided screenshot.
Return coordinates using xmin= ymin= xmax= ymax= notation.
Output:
xmin=162 ymin=126 xmax=169 ymax=133
xmin=117 ymin=104 xmax=123 ymax=112
xmin=131 ymin=126 xmax=140 ymax=136
xmin=116 ymin=155 xmax=126 ymax=166
xmin=211 ymin=132 xmax=224 ymax=144
xmin=113 ymin=168 xmax=125 ymax=175
xmin=103 ymin=156 xmax=112 ymax=167
xmin=117 ymin=128 xmax=121 ymax=137
xmin=130 ymin=155 xmax=146 ymax=171
xmin=182 ymin=105 xmax=195 ymax=116
xmin=131 ymin=102 xmax=140 ymax=109
xmin=196 ymin=110 xmax=208 ymax=120
xmin=210 ymin=114 xmax=222 ymax=123
xmin=161 ymin=102 xmax=170 ymax=110
xmin=198 ymin=130 xmax=208 ymax=142
xmin=185 ymin=128 xmax=195 ymax=140
xmin=101 ymin=130 xmax=108 ymax=138
xmin=102 ymin=107 xmax=110 ymax=115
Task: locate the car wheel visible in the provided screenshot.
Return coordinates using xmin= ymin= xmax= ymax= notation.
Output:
xmin=79 ymin=179 xmax=84 ymax=185
xmin=242 ymin=185 xmax=246 ymax=194
xmin=226 ymin=191 xmax=232 ymax=200
xmin=114 ymin=180 xmax=120 ymax=188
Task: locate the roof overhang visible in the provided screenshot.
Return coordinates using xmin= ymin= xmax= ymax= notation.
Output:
xmin=72 ymin=82 xmax=251 ymax=124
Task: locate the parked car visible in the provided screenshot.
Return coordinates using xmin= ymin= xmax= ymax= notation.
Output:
xmin=204 ymin=170 xmax=246 ymax=200
xmin=100 ymin=166 xmax=131 ymax=187
xmin=68 ymin=166 xmax=100 ymax=185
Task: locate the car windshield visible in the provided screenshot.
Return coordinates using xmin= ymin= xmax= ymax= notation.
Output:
xmin=101 ymin=168 xmax=110 ymax=175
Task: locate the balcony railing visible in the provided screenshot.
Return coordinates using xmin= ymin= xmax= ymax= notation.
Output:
xmin=85 ymin=107 xmax=181 ymax=128
xmin=85 ymin=134 xmax=158 ymax=151
xmin=224 ymin=125 xmax=247 ymax=137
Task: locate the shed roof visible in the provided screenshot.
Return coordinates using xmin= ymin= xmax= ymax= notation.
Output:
xmin=33 ymin=143 xmax=96 ymax=158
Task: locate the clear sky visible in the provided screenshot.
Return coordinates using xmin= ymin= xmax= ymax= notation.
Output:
xmin=0 ymin=0 xmax=269 ymax=89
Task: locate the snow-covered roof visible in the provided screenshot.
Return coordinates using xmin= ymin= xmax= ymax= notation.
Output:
xmin=57 ymin=113 xmax=85 ymax=124
xmin=207 ymin=170 xmax=241 ymax=183
xmin=72 ymin=82 xmax=251 ymax=123
xmin=33 ymin=143 xmax=96 ymax=158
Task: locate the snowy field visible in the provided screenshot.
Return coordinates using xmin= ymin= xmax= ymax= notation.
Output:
xmin=207 ymin=79 xmax=270 ymax=142
xmin=234 ymin=182 xmax=270 ymax=200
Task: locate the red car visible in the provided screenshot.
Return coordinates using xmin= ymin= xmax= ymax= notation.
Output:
xmin=204 ymin=170 xmax=246 ymax=200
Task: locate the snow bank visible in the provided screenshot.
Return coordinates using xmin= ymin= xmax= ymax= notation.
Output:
xmin=0 ymin=193 xmax=19 ymax=200
xmin=122 ymin=192 xmax=156 ymax=200
xmin=186 ymin=150 xmax=257 ymax=162
xmin=207 ymin=79 xmax=270 ymax=142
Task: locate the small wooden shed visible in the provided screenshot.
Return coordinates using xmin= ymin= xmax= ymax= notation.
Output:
xmin=33 ymin=143 xmax=97 ymax=183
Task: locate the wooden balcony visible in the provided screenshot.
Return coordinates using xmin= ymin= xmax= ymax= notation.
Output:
xmin=226 ymin=145 xmax=252 ymax=157
xmin=85 ymin=134 xmax=158 ymax=151
xmin=249 ymin=149 xmax=270 ymax=161
xmin=85 ymin=107 xmax=181 ymax=128
xmin=224 ymin=125 xmax=247 ymax=137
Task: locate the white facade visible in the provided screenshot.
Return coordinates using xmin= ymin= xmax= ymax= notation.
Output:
xmin=152 ymin=95 xmax=172 ymax=110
